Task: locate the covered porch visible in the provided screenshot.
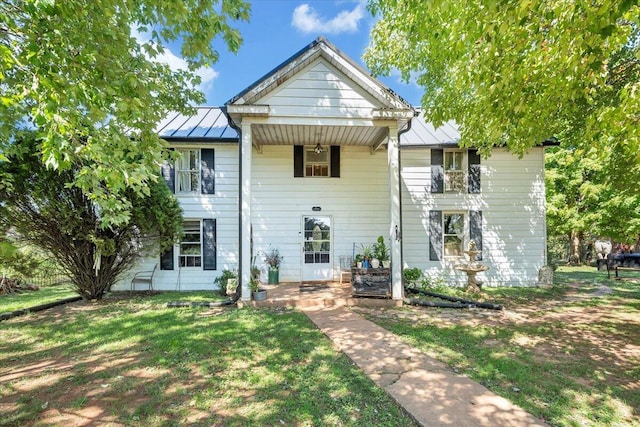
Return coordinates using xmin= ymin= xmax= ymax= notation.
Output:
xmin=223 ymin=37 xmax=414 ymax=302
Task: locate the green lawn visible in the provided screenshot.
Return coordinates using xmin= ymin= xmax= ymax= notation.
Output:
xmin=0 ymin=284 xmax=79 ymax=313
xmin=0 ymin=292 xmax=417 ymax=427
xmin=359 ymin=266 xmax=640 ymax=427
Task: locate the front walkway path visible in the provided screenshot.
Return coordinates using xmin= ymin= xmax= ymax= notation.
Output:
xmin=303 ymin=305 xmax=547 ymax=427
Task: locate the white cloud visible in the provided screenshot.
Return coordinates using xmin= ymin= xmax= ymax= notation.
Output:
xmin=131 ymin=28 xmax=219 ymax=93
xmin=292 ymin=3 xmax=364 ymax=34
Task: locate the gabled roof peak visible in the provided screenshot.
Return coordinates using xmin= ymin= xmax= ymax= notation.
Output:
xmin=226 ymin=37 xmax=412 ymax=111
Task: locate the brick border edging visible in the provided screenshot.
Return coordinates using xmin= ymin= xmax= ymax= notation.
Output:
xmin=0 ymin=296 xmax=83 ymax=321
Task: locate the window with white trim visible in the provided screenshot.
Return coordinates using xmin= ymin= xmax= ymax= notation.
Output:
xmin=305 ymin=148 xmax=330 ymax=177
xmin=177 ymin=149 xmax=200 ymax=193
xmin=444 ymin=150 xmax=465 ymax=192
xmin=180 ymin=220 xmax=202 ymax=267
xmin=443 ymin=213 xmax=465 ymax=257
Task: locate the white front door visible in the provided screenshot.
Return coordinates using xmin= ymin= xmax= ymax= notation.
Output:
xmin=302 ymin=216 xmax=332 ymax=281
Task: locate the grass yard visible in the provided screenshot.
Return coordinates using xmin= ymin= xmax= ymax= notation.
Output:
xmin=0 ymin=292 xmax=417 ymax=427
xmin=356 ymin=266 xmax=640 ymax=427
xmin=0 ymin=284 xmax=79 ymax=314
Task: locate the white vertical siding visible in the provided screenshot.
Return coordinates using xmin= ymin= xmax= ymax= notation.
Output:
xmin=251 ymin=145 xmax=390 ymax=282
xmin=114 ymin=144 xmax=239 ymax=291
xmin=401 ymin=147 xmax=546 ymax=286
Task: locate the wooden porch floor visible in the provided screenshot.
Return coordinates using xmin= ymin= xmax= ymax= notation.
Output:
xmin=238 ymin=280 xmax=402 ymax=309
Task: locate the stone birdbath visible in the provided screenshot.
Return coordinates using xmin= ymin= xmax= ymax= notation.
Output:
xmin=454 ymin=240 xmax=489 ymax=293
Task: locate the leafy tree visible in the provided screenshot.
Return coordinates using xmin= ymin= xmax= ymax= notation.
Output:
xmin=366 ymin=0 xmax=640 ymax=260
xmin=546 ymin=145 xmax=640 ymax=262
xmin=364 ymin=0 xmax=639 ymax=157
xmin=0 ymin=0 xmax=250 ymax=226
xmin=0 ymin=134 xmax=183 ymax=300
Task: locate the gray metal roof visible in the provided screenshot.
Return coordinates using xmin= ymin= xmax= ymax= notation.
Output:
xmin=155 ymin=107 xmax=238 ymax=142
xmin=154 ymin=106 xmax=464 ymax=148
xmin=400 ymin=111 xmax=461 ymax=147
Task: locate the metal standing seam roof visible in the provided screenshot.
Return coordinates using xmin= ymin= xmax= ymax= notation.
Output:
xmin=400 ymin=110 xmax=461 ymax=147
xmin=155 ymin=107 xmax=238 ymax=141
xmin=154 ymin=106 xmax=463 ymax=147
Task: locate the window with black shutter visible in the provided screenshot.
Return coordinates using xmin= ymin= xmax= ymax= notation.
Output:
xmin=202 ymin=219 xmax=217 ymax=270
xmin=294 ymin=145 xmax=340 ymax=177
xmin=430 ymin=148 xmax=481 ymax=194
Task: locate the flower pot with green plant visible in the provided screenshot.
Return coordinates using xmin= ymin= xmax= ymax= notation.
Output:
xmin=373 ymin=236 xmax=390 ymax=268
xmin=250 ymin=276 xmax=267 ymax=301
xmin=354 ymin=254 xmax=363 ymax=268
xmin=360 ymin=244 xmax=373 ymax=268
xmin=263 ymin=248 xmax=283 ymax=284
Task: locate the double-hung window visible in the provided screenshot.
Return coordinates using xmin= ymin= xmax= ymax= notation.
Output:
xmin=305 ymin=148 xmax=330 ymax=177
xmin=443 ymin=213 xmax=465 ymax=257
xmin=444 ymin=150 xmax=465 ymax=192
xmin=294 ymin=146 xmax=340 ymax=178
xmin=161 ymin=218 xmax=217 ymax=271
xmin=180 ymin=220 xmax=202 ymax=267
xmin=429 ymin=210 xmax=482 ymax=261
xmin=430 ymin=148 xmax=481 ymax=194
xmin=177 ymin=149 xmax=200 ymax=193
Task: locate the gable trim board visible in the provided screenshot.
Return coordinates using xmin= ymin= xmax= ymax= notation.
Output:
xmin=115 ymin=38 xmax=550 ymax=294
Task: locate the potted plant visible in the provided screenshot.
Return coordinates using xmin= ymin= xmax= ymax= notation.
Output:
xmin=373 ymin=236 xmax=390 ymax=268
xmin=250 ymin=276 xmax=267 ymax=301
xmin=354 ymin=254 xmax=363 ymax=268
xmin=213 ymin=269 xmax=237 ymax=296
xmin=360 ymin=244 xmax=373 ymax=269
xmin=250 ymin=263 xmax=267 ymax=300
xmin=263 ymin=248 xmax=283 ymax=284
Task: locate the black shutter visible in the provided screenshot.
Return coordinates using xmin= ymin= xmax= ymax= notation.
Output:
xmin=330 ymin=145 xmax=340 ymax=177
xmin=294 ymin=146 xmax=304 ymax=177
xmin=469 ymin=210 xmax=483 ymax=261
xmin=431 ymin=149 xmax=444 ymax=193
xmin=201 ymin=148 xmax=215 ymax=194
xmin=429 ymin=210 xmax=443 ymax=261
xmin=468 ymin=149 xmax=481 ymax=193
xmin=160 ymin=246 xmax=174 ymax=270
xmin=203 ymin=219 xmax=216 ymax=270
xmin=161 ymin=151 xmax=175 ymax=194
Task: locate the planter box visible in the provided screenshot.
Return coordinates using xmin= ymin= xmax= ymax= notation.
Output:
xmin=252 ymin=289 xmax=267 ymax=301
xmin=268 ymin=269 xmax=279 ymax=284
xmin=351 ymin=268 xmax=390 ymax=298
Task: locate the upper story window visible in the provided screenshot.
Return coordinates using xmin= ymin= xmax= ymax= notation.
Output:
xmin=430 ymin=148 xmax=481 ymax=194
xmin=177 ymin=149 xmax=200 ymax=193
xmin=444 ymin=150 xmax=465 ymax=192
xmin=305 ymin=147 xmax=330 ymax=177
xmin=294 ymin=146 xmax=340 ymax=178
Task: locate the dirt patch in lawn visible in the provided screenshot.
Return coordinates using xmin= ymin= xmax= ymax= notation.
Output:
xmin=0 ymin=300 xmax=232 ymax=427
xmin=356 ymin=282 xmax=640 ymax=393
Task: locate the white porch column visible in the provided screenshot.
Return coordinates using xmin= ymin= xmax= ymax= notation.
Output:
xmin=240 ymin=122 xmax=252 ymax=301
xmin=388 ymin=126 xmax=402 ymax=300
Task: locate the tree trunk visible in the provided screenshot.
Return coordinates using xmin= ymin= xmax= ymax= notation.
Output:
xmin=569 ymin=231 xmax=582 ymax=264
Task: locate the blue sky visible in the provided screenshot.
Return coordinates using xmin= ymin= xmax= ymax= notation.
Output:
xmin=164 ymin=0 xmax=423 ymax=106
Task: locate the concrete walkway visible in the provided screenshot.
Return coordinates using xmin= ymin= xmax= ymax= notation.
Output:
xmin=303 ymin=305 xmax=547 ymax=427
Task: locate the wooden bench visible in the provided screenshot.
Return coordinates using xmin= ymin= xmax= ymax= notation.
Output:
xmin=606 ymin=254 xmax=640 ymax=280
xmin=131 ymin=264 xmax=157 ymax=291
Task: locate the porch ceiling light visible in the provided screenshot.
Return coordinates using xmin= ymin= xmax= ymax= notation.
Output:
xmin=314 ymin=142 xmax=323 ymax=154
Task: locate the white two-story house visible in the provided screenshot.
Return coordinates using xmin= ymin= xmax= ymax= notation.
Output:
xmin=117 ymin=37 xmax=551 ymax=301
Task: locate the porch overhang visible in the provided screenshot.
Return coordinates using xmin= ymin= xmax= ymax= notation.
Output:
xmin=225 ymin=105 xmax=413 ymax=153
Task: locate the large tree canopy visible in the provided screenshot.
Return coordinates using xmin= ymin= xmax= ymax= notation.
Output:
xmin=0 ymin=133 xmax=183 ymax=300
xmin=365 ymin=0 xmax=639 ymax=157
xmin=1 ymin=0 xmax=250 ymax=226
